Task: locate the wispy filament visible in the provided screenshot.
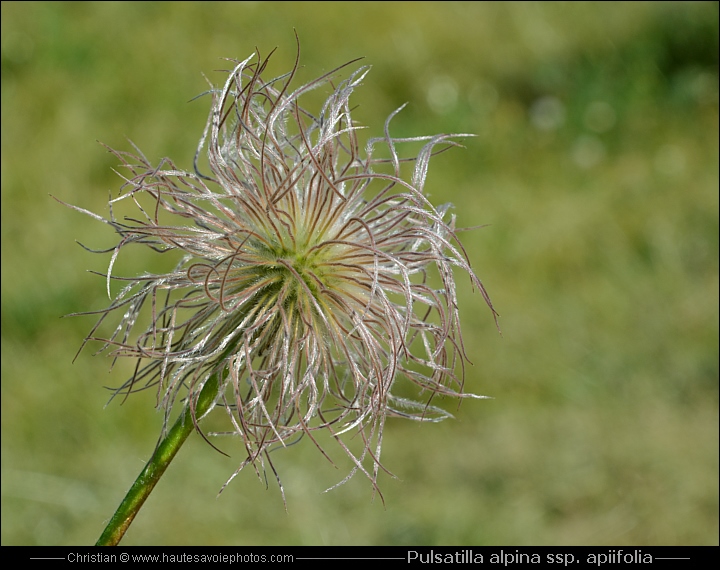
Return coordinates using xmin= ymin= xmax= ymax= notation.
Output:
xmin=68 ymin=46 xmax=498 ymax=499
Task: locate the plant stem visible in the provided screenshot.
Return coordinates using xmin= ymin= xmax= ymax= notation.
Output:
xmin=96 ymin=375 xmax=220 ymax=546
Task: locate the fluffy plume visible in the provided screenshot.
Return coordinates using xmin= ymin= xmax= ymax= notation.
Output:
xmin=66 ymin=45 xmax=498 ymax=499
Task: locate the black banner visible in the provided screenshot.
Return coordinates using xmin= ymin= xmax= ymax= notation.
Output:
xmin=9 ymin=546 xmax=715 ymax=566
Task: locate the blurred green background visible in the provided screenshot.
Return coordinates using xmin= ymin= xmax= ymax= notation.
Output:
xmin=2 ymin=2 xmax=717 ymax=546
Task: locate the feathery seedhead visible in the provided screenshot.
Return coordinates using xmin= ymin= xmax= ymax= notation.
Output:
xmin=69 ymin=46 xmax=497 ymax=498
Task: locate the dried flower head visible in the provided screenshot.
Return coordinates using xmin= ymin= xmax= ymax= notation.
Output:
xmin=68 ymin=46 xmax=497 ymax=499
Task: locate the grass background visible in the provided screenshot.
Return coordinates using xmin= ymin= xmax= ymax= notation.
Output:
xmin=1 ymin=1 xmax=717 ymax=546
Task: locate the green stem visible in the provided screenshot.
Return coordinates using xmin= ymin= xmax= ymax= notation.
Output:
xmin=96 ymin=375 xmax=220 ymax=546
